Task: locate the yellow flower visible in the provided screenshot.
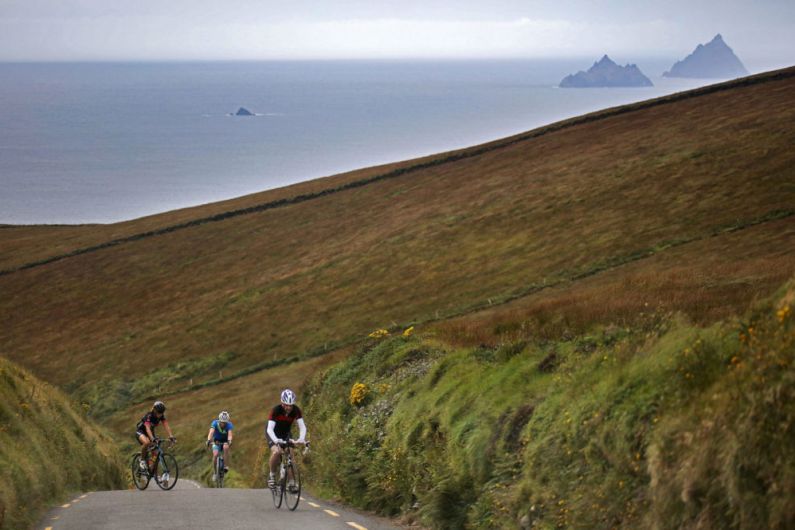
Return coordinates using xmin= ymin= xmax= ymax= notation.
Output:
xmin=368 ymin=329 xmax=390 ymax=339
xmin=349 ymin=382 xmax=369 ymax=406
xmin=777 ymin=305 xmax=791 ymax=323
xmin=402 ymin=326 xmax=415 ymax=337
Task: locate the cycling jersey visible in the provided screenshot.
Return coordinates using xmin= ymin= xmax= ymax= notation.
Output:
xmin=210 ymin=419 xmax=233 ymax=442
xmin=136 ymin=411 xmax=166 ymax=434
xmin=267 ymin=404 xmax=302 ymax=441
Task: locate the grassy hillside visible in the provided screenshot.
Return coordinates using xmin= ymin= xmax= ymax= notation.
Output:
xmin=304 ymin=281 xmax=795 ymax=529
xmin=0 ymin=67 xmax=794 ymax=486
xmin=0 ymin=357 xmax=125 ymax=530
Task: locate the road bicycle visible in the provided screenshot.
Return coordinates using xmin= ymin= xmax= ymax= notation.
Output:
xmin=270 ymin=440 xmax=308 ymax=511
xmin=131 ymin=437 xmax=179 ymax=491
xmin=210 ymin=442 xmax=228 ymax=488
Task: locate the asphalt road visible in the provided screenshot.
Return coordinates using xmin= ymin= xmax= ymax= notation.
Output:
xmin=38 ymin=480 xmax=402 ymax=530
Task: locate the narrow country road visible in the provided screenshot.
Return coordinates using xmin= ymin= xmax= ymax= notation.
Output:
xmin=37 ymin=480 xmax=401 ymax=530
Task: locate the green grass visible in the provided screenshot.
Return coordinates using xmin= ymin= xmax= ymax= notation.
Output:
xmin=303 ymin=281 xmax=795 ymax=529
xmin=0 ymin=357 xmax=125 ymax=530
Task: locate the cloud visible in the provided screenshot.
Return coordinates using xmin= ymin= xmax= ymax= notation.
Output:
xmin=0 ymin=17 xmax=607 ymax=60
xmin=251 ymin=17 xmax=579 ymax=58
xmin=0 ymin=13 xmax=791 ymax=62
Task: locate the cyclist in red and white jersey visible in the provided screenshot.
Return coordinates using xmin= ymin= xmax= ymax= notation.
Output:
xmin=265 ymin=389 xmax=307 ymax=488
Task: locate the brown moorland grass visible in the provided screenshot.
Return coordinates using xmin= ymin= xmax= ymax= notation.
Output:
xmin=1 ymin=68 xmax=793 ymax=391
xmin=0 ymin=158 xmax=421 ymax=272
xmin=431 ymin=216 xmax=795 ymax=347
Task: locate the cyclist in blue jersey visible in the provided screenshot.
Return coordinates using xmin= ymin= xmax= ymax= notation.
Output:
xmin=266 ymin=389 xmax=307 ymax=489
xmin=206 ymin=410 xmax=234 ymax=481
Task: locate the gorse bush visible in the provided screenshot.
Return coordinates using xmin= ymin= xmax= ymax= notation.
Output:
xmin=0 ymin=358 xmax=125 ymax=530
xmin=304 ymin=279 xmax=795 ymax=529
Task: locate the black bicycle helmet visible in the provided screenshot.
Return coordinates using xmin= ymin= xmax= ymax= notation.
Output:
xmin=153 ymin=401 xmax=166 ymax=413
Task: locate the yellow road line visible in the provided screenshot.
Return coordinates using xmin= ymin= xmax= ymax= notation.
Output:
xmin=61 ymin=503 xmax=70 ymax=508
xmin=50 ymin=516 xmax=60 ymax=520
xmin=80 ymin=494 xmax=88 ymax=498
xmin=347 ymin=523 xmax=368 ymax=530
xmin=323 ymin=509 xmax=340 ymax=517
xmin=307 ymin=502 xmax=321 ymax=508
xmin=45 ymin=527 xmax=53 ymax=530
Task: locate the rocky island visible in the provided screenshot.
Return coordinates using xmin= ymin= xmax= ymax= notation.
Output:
xmin=664 ymin=34 xmax=748 ymax=79
xmin=560 ymin=55 xmax=653 ymax=88
xmin=234 ymin=107 xmax=254 ymax=116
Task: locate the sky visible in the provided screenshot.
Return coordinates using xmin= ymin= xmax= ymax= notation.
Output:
xmin=1 ymin=0 xmax=793 ymax=68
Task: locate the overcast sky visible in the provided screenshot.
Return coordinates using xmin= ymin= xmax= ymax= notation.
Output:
xmin=1 ymin=0 xmax=793 ymax=68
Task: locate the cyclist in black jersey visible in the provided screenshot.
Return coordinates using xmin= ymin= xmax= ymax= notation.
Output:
xmin=135 ymin=401 xmax=176 ymax=467
xmin=265 ymin=389 xmax=307 ymax=488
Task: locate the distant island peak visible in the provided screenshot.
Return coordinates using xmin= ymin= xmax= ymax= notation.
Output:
xmin=663 ymin=34 xmax=748 ymax=79
xmin=560 ymin=55 xmax=653 ymax=88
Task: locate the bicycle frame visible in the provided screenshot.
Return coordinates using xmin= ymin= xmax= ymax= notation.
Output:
xmin=146 ymin=437 xmax=178 ymax=490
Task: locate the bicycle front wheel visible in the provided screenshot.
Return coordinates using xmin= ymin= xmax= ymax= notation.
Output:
xmin=271 ymin=468 xmax=284 ymax=508
xmin=215 ymin=457 xmax=224 ymax=488
xmin=154 ymin=452 xmax=179 ymax=490
xmin=130 ymin=454 xmax=151 ymax=490
xmin=284 ymin=461 xmax=301 ymax=511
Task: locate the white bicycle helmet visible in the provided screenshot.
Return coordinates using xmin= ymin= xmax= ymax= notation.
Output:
xmin=280 ymin=389 xmax=296 ymax=405
xmin=218 ymin=410 xmax=230 ymax=422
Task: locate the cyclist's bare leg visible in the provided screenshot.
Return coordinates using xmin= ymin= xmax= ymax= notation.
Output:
xmin=138 ymin=433 xmax=151 ymax=460
xmin=269 ymin=445 xmax=282 ymax=475
xmin=223 ymin=442 xmax=230 ymax=467
xmin=212 ymin=446 xmax=219 ymax=471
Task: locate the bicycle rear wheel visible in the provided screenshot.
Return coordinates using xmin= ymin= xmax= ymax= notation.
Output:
xmin=154 ymin=452 xmax=179 ymax=490
xmin=284 ymin=461 xmax=301 ymax=511
xmin=130 ymin=454 xmax=151 ymax=490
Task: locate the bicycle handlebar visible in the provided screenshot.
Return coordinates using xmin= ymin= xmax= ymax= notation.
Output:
xmin=151 ymin=436 xmax=177 ymax=448
xmin=277 ymin=440 xmax=310 ymax=455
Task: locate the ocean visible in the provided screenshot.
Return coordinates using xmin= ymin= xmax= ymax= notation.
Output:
xmin=0 ymin=60 xmax=709 ymax=224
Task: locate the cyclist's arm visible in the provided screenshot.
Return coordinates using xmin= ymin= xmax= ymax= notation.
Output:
xmin=162 ymin=419 xmax=174 ymax=439
xmin=145 ymin=421 xmax=155 ymax=441
xmin=266 ymin=420 xmax=280 ymax=443
xmin=207 ymin=427 xmax=216 ymax=443
xmin=227 ymin=425 xmax=233 ymax=444
xmin=296 ymin=418 xmax=307 ymax=443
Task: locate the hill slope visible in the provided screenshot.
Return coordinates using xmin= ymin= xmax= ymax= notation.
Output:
xmin=0 ymin=357 xmax=125 ymax=530
xmin=304 ymin=280 xmax=795 ymax=529
xmin=0 ymin=67 xmax=794 ymax=486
